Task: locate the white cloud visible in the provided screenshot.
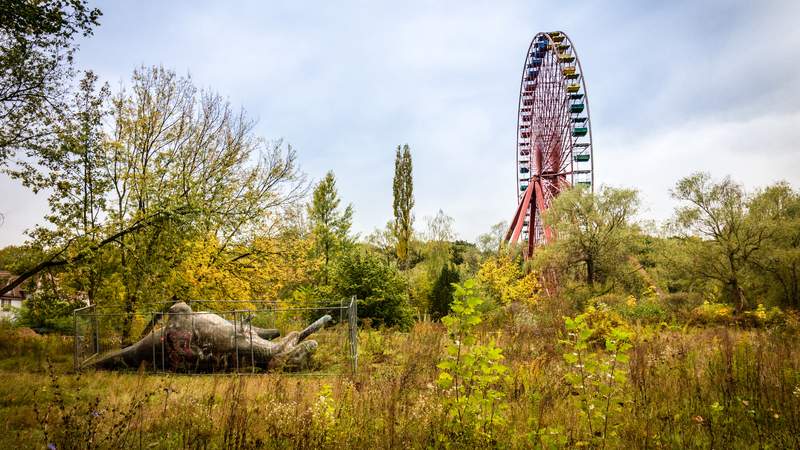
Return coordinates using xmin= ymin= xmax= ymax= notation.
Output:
xmin=598 ymin=111 xmax=800 ymax=226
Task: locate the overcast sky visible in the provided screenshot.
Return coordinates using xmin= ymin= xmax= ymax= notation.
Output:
xmin=1 ymin=0 xmax=799 ymax=246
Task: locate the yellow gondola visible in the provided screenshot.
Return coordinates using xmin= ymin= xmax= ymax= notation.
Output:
xmin=558 ymin=53 xmax=575 ymax=63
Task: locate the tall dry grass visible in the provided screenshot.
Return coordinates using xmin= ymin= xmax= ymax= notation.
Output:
xmin=1 ymin=310 xmax=799 ymax=448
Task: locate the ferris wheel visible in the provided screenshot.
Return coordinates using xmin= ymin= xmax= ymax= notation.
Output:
xmin=505 ymin=31 xmax=594 ymax=258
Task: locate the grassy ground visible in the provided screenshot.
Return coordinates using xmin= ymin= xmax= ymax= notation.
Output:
xmin=2 ymin=308 xmax=800 ymax=449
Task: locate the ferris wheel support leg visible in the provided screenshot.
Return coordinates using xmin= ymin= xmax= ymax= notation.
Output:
xmin=505 ymin=182 xmax=534 ymax=245
xmin=533 ymin=180 xmax=553 ymax=243
xmin=526 ymin=184 xmax=538 ymax=258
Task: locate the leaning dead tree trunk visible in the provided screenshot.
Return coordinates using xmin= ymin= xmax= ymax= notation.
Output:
xmin=84 ymin=302 xmax=332 ymax=372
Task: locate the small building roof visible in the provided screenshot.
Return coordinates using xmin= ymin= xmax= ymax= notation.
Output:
xmin=0 ymin=270 xmax=26 ymax=300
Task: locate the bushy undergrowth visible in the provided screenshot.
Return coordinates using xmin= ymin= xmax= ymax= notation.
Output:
xmin=436 ymin=280 xmax=508 ymax=444
xmin=1 ymin=295 xmax=800 ymax=449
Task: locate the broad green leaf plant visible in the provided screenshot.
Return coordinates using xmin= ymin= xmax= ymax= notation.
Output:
xmin=437 ymin=279 xmax=509 ymax=443
xmin=562 ymin=313 xmax=632 ymax=448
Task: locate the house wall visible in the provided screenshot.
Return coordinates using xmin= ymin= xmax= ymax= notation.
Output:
xmin=0 ymin=298 xmax=22 ymax=320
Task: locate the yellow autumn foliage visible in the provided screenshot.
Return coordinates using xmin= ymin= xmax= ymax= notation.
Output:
xmin=477 ymin=252 xmax=540 ymax=306
xmin=168 ymin=236 xmax=252 ymax=310
xmin=167 ymin=233 xmax=317 ymax=310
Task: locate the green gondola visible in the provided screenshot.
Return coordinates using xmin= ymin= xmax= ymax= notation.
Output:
xmin=574 ymin=154 xmax=590 ymax=162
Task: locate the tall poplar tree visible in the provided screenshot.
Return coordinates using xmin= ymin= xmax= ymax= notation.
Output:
xmin=392 ymin=144 xmax=414 ymax=267
xmin=308 ymin=171 xmax=353 ymax=284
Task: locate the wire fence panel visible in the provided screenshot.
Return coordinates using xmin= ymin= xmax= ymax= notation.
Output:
xmin=74 ymin=300 xmax=359 ymax=376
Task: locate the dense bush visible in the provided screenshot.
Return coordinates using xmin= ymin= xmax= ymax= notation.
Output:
xmin=332 ymin=249 xmax=414 ymax=329
xmin=429 ymin=263 xmax=459 ymax=320
xmin=17 ymin=289 xmax=84 ymax=333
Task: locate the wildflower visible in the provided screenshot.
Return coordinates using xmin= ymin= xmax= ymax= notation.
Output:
xmin=47 ymin=444 xmax=56 ymax=450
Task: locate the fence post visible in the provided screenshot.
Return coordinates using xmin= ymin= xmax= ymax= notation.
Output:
xmin=91 ymin=304 xmax=99 ymax=357
xmin=161 ymin=309 xmax=166 ymax=372
xmin=249 ymin=310 xmax=255 ymax=374
xmin=151 ymin=311 xmax=156 ymax=372
xmin=73 ymin=310 xmax=78 ymax=371
xmin=348 ymin=295 xmax=358 ymax=376
xmin=234 ymin=310 xmax=239 ymax=373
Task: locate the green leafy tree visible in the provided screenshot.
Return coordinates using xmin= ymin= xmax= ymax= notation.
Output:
xmin=106 ymin=66 xmax=306 ymax=332
xmin=12 ymin=71 xmax=110 ymax=304
xmin=0 ymin=70 xmax=114 ymax=302
xmin=451 ymin=240 xmax=481 ymax=275
xmin=562 ymin=310 xmax=632 ymax=447
xmin=365 ymin=221 xmax=396 ymax=265
xmin=332 ymin=248 xmax=413 ymax=329
xmin=0 ymin=244 xmax=44 ymax=275
xmin=538 ymin=185 xmax=640 ymax=287
xmin=392 ymin=144 xmax=414 ymax=267
xmin=748 ymin=182 xmax=800 ymax=308
xmin=476 ymin=221 xmax=508 ymax=255
xmin=308 ymin=171 xmax=353 ymax=284
xmin=671 ymin=173 xmax=767 ymax=311
xmin=437 ymin=279 xmax=508 ymax=443
xmin=430 ymin=262 xmax=460 ymax=320
xmin=0 ymin=67 xmax=306 ymax=336
xmin=0 ymin=0 xmax=101 ymax=164
xmin=423 ymin=209 xmax=455 ymax=275
xmin=17 ymin=283 xmax=83 ymax=332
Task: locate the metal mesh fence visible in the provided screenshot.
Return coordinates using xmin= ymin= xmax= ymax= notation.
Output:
xmin=74 ymin=298 xmax=358 ymax=376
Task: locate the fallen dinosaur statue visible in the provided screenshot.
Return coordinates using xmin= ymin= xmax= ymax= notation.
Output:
xmin=84 ymin=301 xmax=332 ymax=372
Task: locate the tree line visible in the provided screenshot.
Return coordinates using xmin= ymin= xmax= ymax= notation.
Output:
xmin=1 ymin=1 xmax=797 ymax=334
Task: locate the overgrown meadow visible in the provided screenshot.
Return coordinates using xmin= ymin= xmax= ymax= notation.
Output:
xmin=2 ymin=285 xmax=800 ymax=449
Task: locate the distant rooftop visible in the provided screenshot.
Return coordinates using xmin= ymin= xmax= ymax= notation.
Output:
xmin=0 ymin=271 xmax=25 ymax=300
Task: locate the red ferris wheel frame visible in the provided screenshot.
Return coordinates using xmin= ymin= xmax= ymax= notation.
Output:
xmin=504 ymin=31 xmax=594 ymax=258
